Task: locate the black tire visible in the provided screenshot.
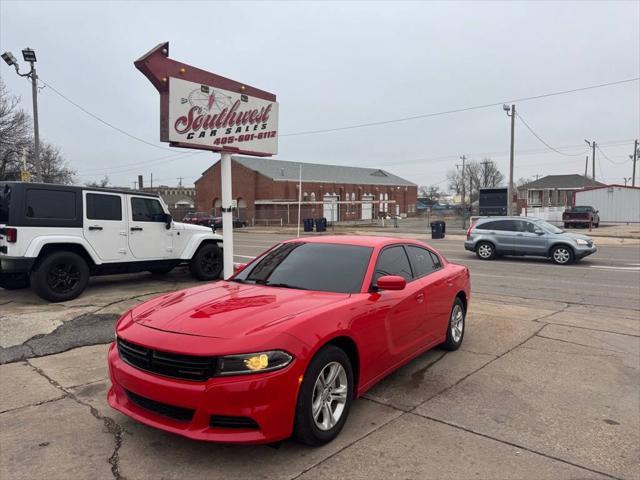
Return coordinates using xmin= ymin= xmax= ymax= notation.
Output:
xmin=0 ymin=274 xmax=30 ymax=290
xmin=475 ymin=241 xmax=496 ymax=260
xmin=148 ymin=266 xmax=174 ymax=275
xmin=442 ymin=298 xmax=466 ymax=351
xmin=293 ymin=345 xmax=354 ymax=446
xmin=564 ymin=223 xmax=569 ymax=229
xmin=31 ymin=251 xmax=90 ymax=302
xmin=594 ymin=222 xmax=599 ymax=228
xmin=550 ymin=245 xmax=575 ymax=265
xmin=188 ymin=243 xmax=223 ymax=280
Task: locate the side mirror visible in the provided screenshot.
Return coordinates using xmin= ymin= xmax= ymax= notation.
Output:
xmin=376 ymin=275 xmax=406 ymax=291
xmin=534 ymin=229 xmax=545 ymax=235
xmin=233 ymin=262 xmax=247 ymax=274
xmin=164 ymin=213 xmax=172 ymax=229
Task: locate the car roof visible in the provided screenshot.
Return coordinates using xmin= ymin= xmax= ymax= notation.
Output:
xmin=0 ymin=181 xmax=159 ymax=198
xmin=283 ymin=235 xmax=428 ymax=248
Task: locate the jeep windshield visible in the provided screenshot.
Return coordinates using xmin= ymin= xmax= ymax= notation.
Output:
xmin=0 ymin=184 xmax=10 ymax=224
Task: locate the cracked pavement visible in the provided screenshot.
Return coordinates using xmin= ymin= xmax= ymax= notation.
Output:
xmin=1 ymin=233 xmax=639 ymax=479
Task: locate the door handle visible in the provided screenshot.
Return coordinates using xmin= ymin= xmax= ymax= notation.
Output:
xmin=130 ymin=226 xmax=143 ymax=232
xmin=88 ymin=225 xmax=103 ymax=231
xmin=415 ymin=293 xmax=424 ymax=303
xmin=516 ymin=233 xmax=523 ymax=236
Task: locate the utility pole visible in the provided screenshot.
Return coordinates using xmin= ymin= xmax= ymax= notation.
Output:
xmin=584 ymin=140 xmax=596 ymax=180
xmin=632 ymin=139 xmax=638 ymax=187
xmin=584 ymin=156 xmax=588 ymax=177
xmin=503 ymin=104 xmax=515 ymax=215
xmin=177 ymin=177 xmax=184 ymax=187
xmin=150 ymin=172 xmax=153 ymax=188
xmin=458 ymin=155 xmax=466 ymax=228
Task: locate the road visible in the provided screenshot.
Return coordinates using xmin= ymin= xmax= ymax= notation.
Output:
xmin=232 ymin=232 xmax=640 ymax=310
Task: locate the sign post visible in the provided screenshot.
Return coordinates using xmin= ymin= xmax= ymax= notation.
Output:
xmin=134 ymin=42 xmax=278 ymax=279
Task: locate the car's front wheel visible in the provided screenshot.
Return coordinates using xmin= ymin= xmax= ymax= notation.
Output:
xmin=294 ymin=345 xmax=354 ymax=446
xmin=476 ymin=241 xmax=496 ymax=260
xmin=550 ymin=245 xmax=574 ymax=265
xmin=189 ymin=243 xmax=223 ymax=280
xmin=31 ymin=251 xmax=90 ymax=302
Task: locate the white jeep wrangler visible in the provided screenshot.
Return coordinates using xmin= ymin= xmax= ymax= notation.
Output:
xmin=0 ymin=182 xmax=223 ymax=302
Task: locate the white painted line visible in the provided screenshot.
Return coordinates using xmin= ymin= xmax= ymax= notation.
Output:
xmin=590 ymin=265 xmax=640 ymax=271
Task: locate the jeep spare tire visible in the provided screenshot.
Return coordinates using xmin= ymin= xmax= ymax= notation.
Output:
xmin=32 ymin=251 xmax=90 ymax=302
xmin=189 ymin=243 xmax=223 ymax=280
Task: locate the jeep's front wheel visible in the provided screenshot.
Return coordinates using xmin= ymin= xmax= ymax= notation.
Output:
xmin=32 ymin=251 xmax=90 ymax=302
xmin=189 ymin=243 xmax=223 ymax=280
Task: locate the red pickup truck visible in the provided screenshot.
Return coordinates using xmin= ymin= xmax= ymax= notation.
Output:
xmin=563 ymin=206 xmax=600 ymax=228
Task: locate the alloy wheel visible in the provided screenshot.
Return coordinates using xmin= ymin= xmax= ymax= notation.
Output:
xmin=450 ymin=304 xmax=464 ymax=343
xmin=311 ymin=362 xmax=348 ymax=431
xmin=478 ymin=244 xmax=492 ymax=258
xmin=553 ymin=248 xmax=571 ymax=264
xmin=201 ymin=251 xmax=221 ymax=274
xmin=47 ymin=263 xmax=81 ymax=294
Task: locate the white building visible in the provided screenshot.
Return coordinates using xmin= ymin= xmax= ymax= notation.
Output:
xmin=574 ymin=185 xmax=640 ymax=224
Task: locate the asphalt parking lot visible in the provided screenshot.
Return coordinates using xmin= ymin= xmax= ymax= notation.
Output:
xmin=1 ymin=231 xmax=639 ymax=480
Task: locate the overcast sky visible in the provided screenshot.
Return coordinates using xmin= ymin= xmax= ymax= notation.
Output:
xmin=1 ymin=0 xmax=638 ymax=190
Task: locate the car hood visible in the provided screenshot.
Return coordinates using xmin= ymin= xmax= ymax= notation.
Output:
xmin=173 ymin=221 xmax=215 ymax=233
xmin=559 ymin=232 xmax=593 ymax=242
xmin=130 ymin=281 xmax=349 ymax=338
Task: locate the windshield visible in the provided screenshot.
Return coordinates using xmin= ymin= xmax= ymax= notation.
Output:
xmin=534 ymin=219 xmax=564 ymax=234
xmin=0 ymin=184 xmax=10 ymax=224
xmin=233 ymin=242 xmax=373 ymax=294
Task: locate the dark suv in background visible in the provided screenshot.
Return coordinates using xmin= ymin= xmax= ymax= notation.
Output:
xmin=465 ymin=216 xmax=596 ymax=265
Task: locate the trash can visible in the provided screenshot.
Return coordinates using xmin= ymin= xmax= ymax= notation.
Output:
xmin=315 ymin=218 xmax=327 ymax=232
xmin=303 ymin=218 xmax=314 ymax=232
xmin=430 ymin=221 xmax=445 ymax=239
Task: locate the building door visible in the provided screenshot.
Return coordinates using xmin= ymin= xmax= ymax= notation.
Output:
xmin=361 ymin=194 xmax=374 ymax=220
xmin=323 ymin=194 xmax=339 ymax=221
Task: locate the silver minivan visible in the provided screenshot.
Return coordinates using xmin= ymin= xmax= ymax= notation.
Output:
xmin=464 ymin=217 xmax=597 ymax=265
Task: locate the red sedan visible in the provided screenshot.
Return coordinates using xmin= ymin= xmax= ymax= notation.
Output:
xmin=107 ymin=236 xmax=470 ymax=445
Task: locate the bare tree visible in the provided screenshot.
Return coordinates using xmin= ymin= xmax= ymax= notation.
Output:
xmin=446 ymin=158 xmax=505 ymax=202
xmin=418 ymin=184 xmax=441 ymax=202
xmin=0 ymin=79 xmax=31 ymax=180
xmin=85 ymin=175 xmax=110 ymax=188
xmin=0 ymin=80 xmax=76 ymax=184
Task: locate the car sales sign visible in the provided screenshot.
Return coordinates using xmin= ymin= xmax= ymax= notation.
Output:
xmin=169 ymin=78 xmax=278 ymax=155
xmin=135 ymin=42 xmax=278 ymax=157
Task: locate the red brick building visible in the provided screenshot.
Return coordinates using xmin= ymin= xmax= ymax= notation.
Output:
xmin=194 ymin=156 xmax=417 ymax=224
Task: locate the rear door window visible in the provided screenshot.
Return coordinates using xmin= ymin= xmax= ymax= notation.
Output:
xmin=86 ymin=193 xmax=122 ymax=221
xmin=0 ymin=184 xmax=10 ymax=223
xmin=25 ymin=189 xmax=77 ymax=220
xmin=478 ymin=220 xmax=515 ymax=231
xmin=131 ymin=197 xmax=165 ymax=222
xmin=406 ymin=245 xmax=440 ymax=277
xmin=374 ymin=246 xmax=413 ymax=283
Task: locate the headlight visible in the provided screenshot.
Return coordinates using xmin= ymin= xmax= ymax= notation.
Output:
xmin=218 ymin=350 xmax=293 ymax=375
xmin=575 ymin=239 xmax=589 ymax=246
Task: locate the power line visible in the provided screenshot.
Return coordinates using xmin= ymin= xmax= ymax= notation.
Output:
xmin=596 ymin=144 xmax=630 ymax=165
xmin=77 ymin=151 xmax=203 ymax=175
xmin=280 ymin=77 xmax=640 ymax=137
xmin=515 ymin=111 xmax=588 ymax=156
xmin=38 ymin=78 xmax=180 ymax=153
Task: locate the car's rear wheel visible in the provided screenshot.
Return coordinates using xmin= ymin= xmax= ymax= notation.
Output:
xmin=550 ymin=245 xmax=574 ymax=265
xmin=443 ymin=297 xmax=466 ymax=351
xmin=476 ymin=241 xmax=496 ymax=260
xmin=0 ymin=274 xmax=30 ymax=290
xmin=294 ymin=345 xmax=354 ymax=446
xmin=31 ymin=251 xmax=90 ymax=302
xmin=189 ymin=243 xmax=223 ymax=280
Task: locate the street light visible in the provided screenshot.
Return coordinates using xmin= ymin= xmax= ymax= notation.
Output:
xmin=1 ymin=47 xmax=41 ymax=182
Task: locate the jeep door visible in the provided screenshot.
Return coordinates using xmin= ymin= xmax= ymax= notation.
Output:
xmin=127 ymin=196 xmax=173 ymax=259
xmin=83 ymin=192 xmax=128 ymax=261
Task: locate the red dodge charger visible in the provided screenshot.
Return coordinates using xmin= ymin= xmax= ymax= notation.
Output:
xmin=107 ymin=236 xmax=470 ymax=445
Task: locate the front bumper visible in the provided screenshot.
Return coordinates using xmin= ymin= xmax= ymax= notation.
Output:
xmin=574 ymin=244 xmax=597 ymax=259
xmin=107 ymin=342 xmax=304 ymax=444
